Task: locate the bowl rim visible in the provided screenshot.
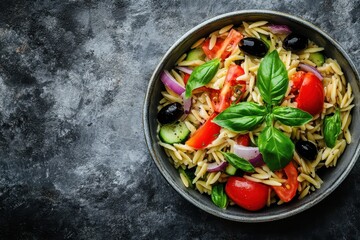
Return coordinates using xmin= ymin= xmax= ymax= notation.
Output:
xmin=143 ymin=9 xmax=360 ymax=222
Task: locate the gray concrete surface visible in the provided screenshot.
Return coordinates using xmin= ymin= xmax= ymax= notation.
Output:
xmin=0 ymin=0 xmax=359 ymax=239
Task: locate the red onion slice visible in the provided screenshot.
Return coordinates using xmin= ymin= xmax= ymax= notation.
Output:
xmin=268 ymin=24 xmax=292 ymax=35
xmin=176 ymin=66 xmax=193 ymax=75
xmin=161 ymin=70 xmax=185 ymax=95
xmin=298 ymin=63 xmax=323 ymax=81
xmin=181 ymin=92 xmax=192 ymax=114
xmin=248 ymin=154 xmax=265 ymax=167
xmin=207 ymin=161 xmax=228 ymax=172
xmin=233 ymin=144 xmax=264 ymax=167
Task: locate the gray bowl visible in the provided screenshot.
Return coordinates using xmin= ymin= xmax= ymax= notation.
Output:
xmin=143 ymin=10 xmax=360 ymax=222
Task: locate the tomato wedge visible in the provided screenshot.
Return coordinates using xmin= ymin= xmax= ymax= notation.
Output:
xmin=185 ymin=113 xmax=221 ymax=149
xmin=225 ymin=177 xmax=270 ymax=211
xmin=183 ymin=73 xmax=190 ymax=85
xmin=290 ymin=70 xmax=306 ymax=92
xmin=236 ymin=134 xmax=250 ymax=146
xmin=294 ymin=72 xmax=324 ymax=116
xmin=202 ymin=29 xmax=243 ymax=61
xmin=213 ymin=65 xmax=246 ymax=112
xmin=272 ymin=161 xmax=299 ymax=202
xmin=202 ymin=38 xmax=224 ymax=60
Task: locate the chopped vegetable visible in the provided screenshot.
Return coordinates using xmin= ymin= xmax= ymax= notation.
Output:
xmin=268 ymin=24 xmax=292 ymax=34
xmin=225 ymin=177 xmax=270 ymax=211
xmin=161 ymin=70 xmax=185 ymax=95
xmin=222 ymin=152 xmax=255 ymax=172
xmin=296 ymin=72 xmax=324 ymax=116
xmin=185 ymin=113 xmax=221 ymax=149
xmin=159 ymin=122 xmax=190 ymax=144
xmin=323 ymin=109 xmax=342 ymax=148
xmin=298 ymin=63 xmax=323 ymax=81
xmin=272 ymin=162 xmax=299 ymax=202
xmin=176 ymin=66 xmax=193 ymax=75
xmin=308 ymin=52 xmax=325 ymax=67
xmin=207 ymin=161 xmax=228 ymax=172
xmin=185 ymin=58 xmax=220 ymax=98
xmin=186 ymin=48 xmax=205 ymax=61
xmin=211 ymin=184 xmax=228 ymax=208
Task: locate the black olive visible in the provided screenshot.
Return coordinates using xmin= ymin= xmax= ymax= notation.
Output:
xmin=295 ymin=140 xmax=318 ymax=161
xmin=239 ymin=37 xmax=268 ymax=58
xmin=157 ymin=102 xmax=184 ymax=124
xmin=283 ymin=33 xmax=308 ymax=51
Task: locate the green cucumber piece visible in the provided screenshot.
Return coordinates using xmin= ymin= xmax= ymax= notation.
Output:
xmin=309 ymin=52 xmax=325 ymax=67
xmin=225 ymin=164 xmax=237 ymax=176
xmin=159 ymin=122 xmax=190 ymax=144
xmin=186 ymin=48 xmax=205 ymax=61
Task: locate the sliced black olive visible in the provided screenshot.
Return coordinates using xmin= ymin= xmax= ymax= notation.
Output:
xmin=157 ymin=102 xmax=184 ymax=124
xmin=239 ymin=37 xmax=268 ymax=58
xmin=283 ymin=33 xmax=308 ymax=51
xmin=295 ymin=140 xmax=317 ymax=161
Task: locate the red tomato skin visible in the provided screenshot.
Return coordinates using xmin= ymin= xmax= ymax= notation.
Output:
xmin=290 ymin=71 xmax=306 ymax=92
xmin=296 ymin=73 xmax=324 ymax=116
xmin=202 ymin=39 xmax=223 ymax=60
xmin=225 ymin=177 xmax=270 ymax=211
xmin=236 ymin=134 xmax=250 ymax=146
xmin=202 ymin=29 xmax=243 ymax=61
xmin=214 ymin=65 xmax=245 ymax=112
xmin=183 ymin=73 xmax=190 ymax=85
xmin=272 ymin=162 xmax=299 ymax=202
xmin=185 ymin=113 xmax=221 ymax=149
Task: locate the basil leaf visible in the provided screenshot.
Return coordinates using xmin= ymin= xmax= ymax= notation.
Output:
xmin=257 ymin=50 xmax=289 ymax=105
xmin=211 ymin=184 xmax=228 ymax=209
xmin=213 ymin=102 xmax=267 ymax=132
xmin=324 ymin=109 xmax=341 ymax=148
xmin=222 ymin=152 xmax=255 ymax=172
xmin=258 ymin=126 xmax=294 ymax=171
xmin=185 ymin=58 xmax=220 ymax=98
xmin=273 ymin=106 xmax=312 ymax=126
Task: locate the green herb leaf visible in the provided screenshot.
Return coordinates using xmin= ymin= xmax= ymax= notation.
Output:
xmin=185 ymin=58 xmax=220 ymax=98
xmin=256 ymin=50 xmax=289 ymax=105
xmin=213 ymin=102 xmax=267 ymax=132
xmin=324 ymin=109 xmax=342 ymax=148
xmin=211 ymin=184 xmax=228 ymax=209
xmin=222 ymin=152 xmax=255 ymax=172
xmin=273 ymin=106 xmax=313 ymax=126
xmin=258 ymin=126 xmax=294 ymax=171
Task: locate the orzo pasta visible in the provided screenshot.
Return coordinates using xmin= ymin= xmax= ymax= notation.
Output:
xmin=156 ymin=21 xmax=353 ymax=211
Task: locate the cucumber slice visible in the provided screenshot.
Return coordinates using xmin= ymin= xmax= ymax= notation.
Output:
xmin=225 ymin=164 xmax=237 ymax=176
xmin=159 ymin=122 xmax=190 ymax=144
xmin=309 ymin=52 xmax=325 ymax=67
xmin=186 ymin=48 xmax=205 ymax=61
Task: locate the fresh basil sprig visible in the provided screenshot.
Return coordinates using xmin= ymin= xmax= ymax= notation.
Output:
xmin=258 ymin=126 xmax=294 ymax=170
xmin=213 ymin=102 xmax=267 ymax=132
xmin=324 ymin=109 xmax=341 ymax=148
xmin=222 ymin=152 xmax=255 ymax=172
xmin=211 ymin=184 xmax=228 ymax=209
xmin=257 ymin=50 xmax=289 ymax=105
xmin=273 ymin=106 xmax=313 ymax=126
xmin=214 ymin=50 xmax=313 ymax=171
xmin=185 ymin=58 xmax=220 ymax=98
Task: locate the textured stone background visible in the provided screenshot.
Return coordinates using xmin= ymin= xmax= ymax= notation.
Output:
xmin=0 ymin=0 xmax=359 ymax=239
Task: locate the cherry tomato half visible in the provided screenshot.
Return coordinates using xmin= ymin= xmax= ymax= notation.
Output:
xmin=225 ymin=177 xmax=270 ymax=211
xmin=272 ymin=161 xmax=299 ymax=202
xmin=185 ymin=113 xmax=221 ymax=149
xmin=295 ymin=72 xmax=324 ymax=116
